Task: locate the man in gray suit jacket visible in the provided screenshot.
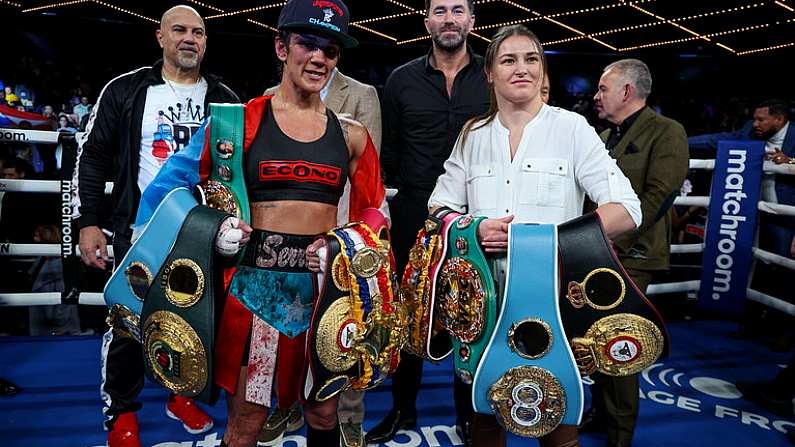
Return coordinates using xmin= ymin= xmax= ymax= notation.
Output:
xmin=261 ymin=67 xmax=382 ymax=447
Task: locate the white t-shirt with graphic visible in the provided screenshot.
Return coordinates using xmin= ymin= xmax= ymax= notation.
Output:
xmin=138 ymin=78 xmax=208 ymax=193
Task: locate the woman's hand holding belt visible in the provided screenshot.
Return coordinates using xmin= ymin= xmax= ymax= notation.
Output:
xmin=477 ymin=214 xmax=514 ymax=253
xmin=305 ymin=239 xmax=325 ymax=273
xmin=215 ymin=217 xmax=252 ymax=256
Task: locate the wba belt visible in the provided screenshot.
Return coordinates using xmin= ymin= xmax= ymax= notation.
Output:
xmin=401 ymin=208 xmax=460 ymax=362
xmin=558 ymin=213 xmax=668 ymax=377
xmin=473 ymin=223 xmax=583 ymax=438
xmin=303 ymin=222 xmax=407 ymax=402
xmin=140 ymin=204 xmax=230 ymax=405
xmin=104 ymin=187 xmax=198 ymax=340
xmin=437 ymin=215 xmax=498 ymax=385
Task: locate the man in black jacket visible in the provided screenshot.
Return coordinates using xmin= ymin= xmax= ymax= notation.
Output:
xmin=73 ymin=6 xmax=239 ymax=447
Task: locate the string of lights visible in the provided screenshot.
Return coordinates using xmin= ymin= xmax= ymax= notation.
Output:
xmin=90 ymin=0 xmax=158 ymax=23
xmin=205 ymin=2 xmax=285 ymax=20
xmin=622 ymin=1 xmax=732 ymax=53
xmin=9 ymin=0 xmax=795 ymax=55
xmin=185 ymin=0 xmax=224 ymax=13
xmin=543 ymin=3 xmax=766 ymax=46
xmin=246 ymin=18 xmax=278 ymax=32
xmin=738 ymin=40 xmax=795 ymax=55
xmin=620 ymin=18 xmax=795 ymax=52
xmin=351 ymin=23 xmax=397 ymax=42
xmin=499 ymin=0 xmax=617 ymax=51
xmin=22 ymin=0 xmax=90 ymax=13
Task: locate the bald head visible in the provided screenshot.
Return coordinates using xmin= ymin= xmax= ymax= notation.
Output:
xmin=161 ymin=5 xmax=204 ymax=31
xmin=157 ymin=5 xmax=207 ymax=73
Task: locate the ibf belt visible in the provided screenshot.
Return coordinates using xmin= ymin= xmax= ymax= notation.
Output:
xmin=304 ymin=222 xmax=407 ymax=402
xmin=104 ymin=187 xmax=198 ymax=339
xmin=437 ymin=215 xmax=498 ymax=385
xmin=401 ymin=208 xmax=460 ymax=362
xmin=473 ymin=223 xmax=583 ymax=438
xmin=558 ymin=213 xmax=668 ymax=377
xmin=140 ymin=204 xmax=231 ymax=405
xmin=202 ymin=103 xmax=249 ymax=264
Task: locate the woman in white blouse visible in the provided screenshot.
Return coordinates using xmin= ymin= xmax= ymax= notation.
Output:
xmin=428 ymin=25 xmax=642 ymax=447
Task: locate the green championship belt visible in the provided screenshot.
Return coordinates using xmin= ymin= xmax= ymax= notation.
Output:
xmin=200 ymin=103 xmax=249 ymax=263
xmin=437 ymin=215 xmax=499 ymax=384
xmin=140 ymin=205 xmax=230 ymax=405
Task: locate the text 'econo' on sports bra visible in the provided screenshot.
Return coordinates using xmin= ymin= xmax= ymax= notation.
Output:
xmin=245 ymin=104 xmax=349 ymax=205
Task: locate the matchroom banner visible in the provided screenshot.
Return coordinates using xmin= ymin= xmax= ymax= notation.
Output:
xmin=698 ymin=140 xmax=765 ymax=315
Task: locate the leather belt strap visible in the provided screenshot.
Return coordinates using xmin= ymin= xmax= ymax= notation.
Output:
xmin=304 ymin=222 xmax=406 ymax=402
xmin=104 ymin=188 xmax=198 ymax=321
xmin=206 ymin=103 xmax=248 ymax=263
xmin=473 ymin=223 xmax=583 ymax=437
xmin=141 ymin=204 xmax=230 ymax=405
xmin=558 ymin=213 xmax=668 ymax=376
xmin=401 ymin=208 xmax=460 ymax=361
xmin=438 ymin=214 xmax=498 ymax=385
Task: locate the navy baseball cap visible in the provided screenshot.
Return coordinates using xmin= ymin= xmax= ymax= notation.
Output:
xmin=277 ymin=0 xmax=358 ymax=48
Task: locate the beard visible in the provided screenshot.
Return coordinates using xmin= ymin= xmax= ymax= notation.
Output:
xmin=432 ymin=28 xmax=467 ymax=52
xmin=753 ymin=128 xmax=775 ymax=140
xmin=176 ymin=51 xmax=200 ymax=69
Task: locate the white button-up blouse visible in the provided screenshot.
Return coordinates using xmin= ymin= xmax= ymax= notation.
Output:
xmin=429 ymin=104 xmax=642 ymax=227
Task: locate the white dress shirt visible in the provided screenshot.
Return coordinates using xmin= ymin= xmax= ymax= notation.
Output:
xmin=429 ymin=104 xmax=642 ymax=227
xmin=761 ymin=121 xmax=789 ymax=203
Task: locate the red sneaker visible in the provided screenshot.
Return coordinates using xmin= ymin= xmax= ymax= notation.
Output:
xmin=166 ymin=395 xmax=214 ymax=434
xmin=107 ymin=412 xmax=142 ymax=447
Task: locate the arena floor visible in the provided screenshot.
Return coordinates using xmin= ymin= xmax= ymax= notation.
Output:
xmin=0 ymin=319 xmax=792 ymax=447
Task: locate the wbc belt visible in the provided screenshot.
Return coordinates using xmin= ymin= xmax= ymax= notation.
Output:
xmin=401 ymin=208 xmax=460 ymax=362
xmin=200 ymin=103 xmax=249 ymax=263
xmin=473 ymin=223 xmax=583 ymax=438
xmin=104 ymin=187 xmax=198 ymax=339
xmin=558 ymin=213 xmax=668 ymax=377
xmin=437 ymin=215 xmax=498 ymax=385
xmin=140 ymin=204 xmax=231 ymax=405
xmin=303 ymin=222 xmax=407 ymax=402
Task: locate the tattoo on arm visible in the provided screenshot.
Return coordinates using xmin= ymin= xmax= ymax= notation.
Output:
xmin=252 ymin=203 xmax=278 ymax=210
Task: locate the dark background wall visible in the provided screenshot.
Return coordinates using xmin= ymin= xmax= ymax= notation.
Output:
xmin=3 ymin=12 xmax=793 ymax=134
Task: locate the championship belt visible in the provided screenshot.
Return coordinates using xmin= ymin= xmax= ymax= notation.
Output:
xmin=303 ymin=222 xmax=407 ymax=402
xmin=473 ymin=224 xmax=583 ymax=438
xmin=104 ymin=188 xmax=198 ymax=339
xmin=140 ymin=204 xmax=231 ymax=405
xmin=558 ymin=213 xmax=669 ymax=377
xmin=401 ymin=208 xmax=461 ymax=362
xmin=437 ymin=215 xmax=498 ymax=385
xmin=199 ymin=103 xmax=249 ymax=263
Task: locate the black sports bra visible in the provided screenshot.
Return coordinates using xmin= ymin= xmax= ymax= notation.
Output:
xmin=246 ymin=105 xmax=349 ymax=205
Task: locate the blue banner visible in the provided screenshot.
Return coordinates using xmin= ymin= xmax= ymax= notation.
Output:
xmin=698 ymin=140 xmax=765 ymax=315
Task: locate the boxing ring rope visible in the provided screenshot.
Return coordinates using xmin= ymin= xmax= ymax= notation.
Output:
xmin=645 ymin=158 xmax=795 ymax=318
xmin=1 ymin=128 xmax=793 ymax=316
xmin=0 ymin=178 xmax=114 ymax=194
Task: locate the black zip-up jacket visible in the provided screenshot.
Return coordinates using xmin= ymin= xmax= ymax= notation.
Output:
xmin=74 ymin=59 xmax=239 ymax=239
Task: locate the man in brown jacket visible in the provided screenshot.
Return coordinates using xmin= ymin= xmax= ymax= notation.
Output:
xmin=588 ymin=58 xmax=689 ymax=447
xmin=262 ymin=67 xmax=382 ymax=447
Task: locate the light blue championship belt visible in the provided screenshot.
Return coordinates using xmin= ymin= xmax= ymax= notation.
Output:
xmin=103 ymin=187 xmax=198 ymax=339
xmin=437 ymin=215 xmax=498 ymax=384
xmin=472 ymin=223 xmax=583 ymax=438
